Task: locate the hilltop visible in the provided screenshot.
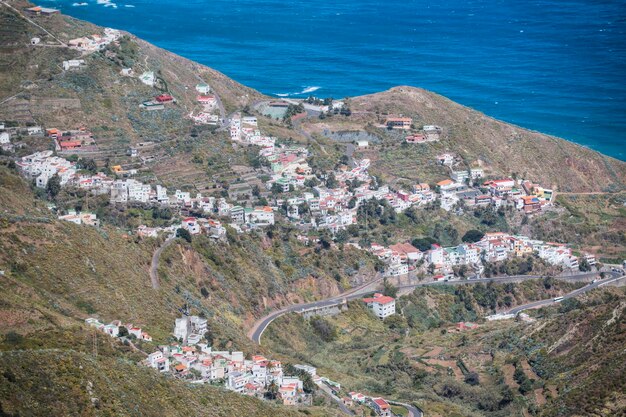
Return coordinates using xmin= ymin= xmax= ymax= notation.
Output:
xmin=0 ymin=0 xmax=624 ymax=194
xmin=298 ymin=87 xmax=625 ymax=192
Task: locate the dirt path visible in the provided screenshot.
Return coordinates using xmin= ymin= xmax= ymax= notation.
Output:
xmin=149 ymin=235 xmax=175 ymax=289
xmin=0 ymin=1 xmax=68 ymax=47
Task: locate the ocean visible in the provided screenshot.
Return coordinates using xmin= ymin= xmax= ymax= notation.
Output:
xmin=39 ymin=0 xmax=626 ymax=160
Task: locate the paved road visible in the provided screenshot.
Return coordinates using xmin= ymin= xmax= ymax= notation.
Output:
xmin=248 ymin=273 xmax=383 ymax=344
xmin=394 ymin=271 xmax=605 ymax=292
xmin=149 ymin=234 xmax=175 ymax=289
xmin=506 ymin=271 xmax=625 ymax=314
xmin=388 ymin=400 xmax=423 ymax=417
xmin=249 ymin=270 xmax=611 ymax=345
xmin=315 ymin=382 xmax=354 ymax=415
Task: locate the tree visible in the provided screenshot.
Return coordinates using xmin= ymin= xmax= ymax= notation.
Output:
xmin=304 ymin=177 xmax=319 ymax=188
xmin=310 ymin=317 xmax=337 ymax=342
xmin=318 ymin=232 xmax=332 ymax=249
xmin=578 ymin=257 xmax=591 ymax=272
xmin=412 ymin=237 xmax=437 ymax=252
xmin=462 ymin=229 xmax=484 ymax=243
xmin=335 ymin=229 xmax=349 ymax=244
xmin=4 ymin=331 xmax=24 ymax=345
xmin=118 ymin=326 xmax=129 ymax=337
xmin=382 ymin=279 xmax=398 ymax=298
xmin=519 ymin=379 xmax=534 ymax=395
xmin=284 ymin=364 xmax=316 ymax=393
xmin=326 ymin=173 xmax=338 ymax=189
xmin=385 ymin=314 xmax=406 ymax=330
xmin=270 ymin=182 xmax=283 ymax=195
xmin=46 ymin=174 xmax=62 ymax=199
xmin=265 ymin=381 xmax=279 ymax=400
xmin=77 ymin=158 xmax=98 ymax=173
xmin=176 ymin=228 xmax=192 ymax=243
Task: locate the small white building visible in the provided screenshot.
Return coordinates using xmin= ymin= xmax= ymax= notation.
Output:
xmin=62 ymin=59 xmax=85 ymax=71
xmin=195 ymin=83 xmax=211 ymax=94
xmin=181 ymin=217 xmax=201 ymax=235
xmin=356 ymin=140 xmax=369 ymax=149
xmin=139 ymin=71 xmax=156 ymax=87
xmin=27 ymin=126 xmax=43 ymax=135
xmin=247 ymin=206 xmax=275 ymax=226
xmin=148 ymin=351 xmax=170 ymax=372
xmin=470 ymin=168 xmax=484 ymax=179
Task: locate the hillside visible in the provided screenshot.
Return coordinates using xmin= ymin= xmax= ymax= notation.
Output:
xmin=0 ymin=164 xmax=369 ymax=415
xmin=0 ymin=2 xmax=625 ymax=416
xmin=0 ymin=163 xmax=376 ymax=339
xmin=0 ymin=331 xmax=314 ymax=417
xmin=1 ymin=0 xmax=624 ymax=196
xmin=299 ymin=87 xmax=626 ymax=193
xmin=264 ymin=283 xmax=626 ymax=417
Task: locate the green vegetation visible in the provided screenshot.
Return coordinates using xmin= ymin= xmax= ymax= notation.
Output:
xmin=531 ymin=193 xmax=626 ymax=262
xmin=0 ymin=333 xmax=315 ymax=417
xmin=1 ymin=6 xmax=625 ymax=416
xmin=264 ymin=280 xmax=607 ymax=416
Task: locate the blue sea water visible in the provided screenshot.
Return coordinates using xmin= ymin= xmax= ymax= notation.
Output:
xmin=39 ymin=0 xmax=626 ymax=160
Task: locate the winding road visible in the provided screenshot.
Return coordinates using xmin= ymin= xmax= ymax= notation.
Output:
xmin=247 ymin=269 xmax=624 ymax=416
xmin=505 ymin=271 xmax=625 ymax=314
xmin=149 ymin=234 xmax=175 ymax=289
xmin=248 ymin=270 xmax=620 ymax=345
xmin=248 ymin=273 xmax=384 ymax=344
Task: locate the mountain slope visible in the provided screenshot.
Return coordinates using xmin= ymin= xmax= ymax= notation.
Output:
xmin=300 ymin=87 xmax=625 ymax=192
xmin=1 ymin=0 xmax=624 ymax=194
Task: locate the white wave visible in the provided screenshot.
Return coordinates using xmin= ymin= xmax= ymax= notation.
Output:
xmin=124 ymin=4 xmax=135 ymax=7
xmin=72 ymin=2 xmax=88 ymax=6
xmin=301 ymin=86 xmax=320 ymax=94
xmin=275 ymin=86 xmax=322 ymax=97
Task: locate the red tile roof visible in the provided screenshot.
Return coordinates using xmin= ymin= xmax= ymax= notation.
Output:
xmin=373 ymin=398 xmax=390 ymax=409
xmin=363 ymin=295 xmax=395 ymax=305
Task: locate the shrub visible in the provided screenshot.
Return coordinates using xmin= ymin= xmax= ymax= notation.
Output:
xmin=465 ymin=372 xmax=480 ymax=386
xmin=310 ymin=317 xmax=337 ymax=342
xmin=176 ymin=228 xmax=192 ymax=243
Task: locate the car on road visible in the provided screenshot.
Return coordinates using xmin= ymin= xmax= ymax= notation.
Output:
xmin=553 ymin=296 xmax=564 ymax=302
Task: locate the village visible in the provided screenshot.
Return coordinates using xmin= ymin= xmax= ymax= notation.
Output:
xmin=9 ymin=106 xmax=597 ymax=281
xmin=84 ymin=309 xmax=408 ymax=415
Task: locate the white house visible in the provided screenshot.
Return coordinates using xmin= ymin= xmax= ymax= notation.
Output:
xmin=181 ymin=217 xmax=201 ymax=235
xmin=62 ymin=59 xmax=85 ymax=71
xmin=451 ymin=170 xmax=470 ymax=183
xmin=195 ymin=83 xmax=211 ymax=94
xmin=470 ymin=168 xmax=484 ymax=179
xmin=0 ymin=132 xmax=10 ymax=144
xmin=247 ymin=206 xmax=275 ymax=226
xmin=148 ymin=351 xmax=170 ymax=372
xmin=139 ymin=71 xmax=156 ymax=87
xmin=362 ymin=293 xmax=396 ymax=319
xmin=174 ymin=316 xmax=191 ymax=343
